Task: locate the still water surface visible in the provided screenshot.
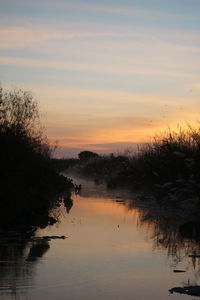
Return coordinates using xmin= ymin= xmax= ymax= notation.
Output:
xmin=0 ymin=177 xmax=199 ymax=300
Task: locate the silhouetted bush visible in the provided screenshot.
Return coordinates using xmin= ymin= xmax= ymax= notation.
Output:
xmin=78 ymin=150 xmax=99 ymax=161
xmin=51 ymin=158 xmax=79 ymax=172
xmin=62 ymin=125 xmax=200 ymax=202
xmin=0 ymin=86 xmax=73 ymax=227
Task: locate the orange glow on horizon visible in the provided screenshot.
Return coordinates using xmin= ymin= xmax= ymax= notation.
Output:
xmin=49 ymin=118 xmax=200 ymax=151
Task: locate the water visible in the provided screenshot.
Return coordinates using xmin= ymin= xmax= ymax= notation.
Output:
xmin=0 ymin=177 xmax=199 ymax=300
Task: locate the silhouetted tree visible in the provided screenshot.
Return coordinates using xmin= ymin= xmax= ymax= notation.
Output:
xmin=78 ymin=150 xmax=99 ymax=161
xmin=0 ymin=85 xmax=73 ymax=227
xmin=0 ymin=86 xmax=50 ymax=156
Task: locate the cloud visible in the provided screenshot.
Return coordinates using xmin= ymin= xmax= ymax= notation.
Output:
xmin=47 ymin=115 xmax=168 ymax=148
xmin=1 ymin=25 xmax=200 ymax=59
xmin=16 ymin=84 xmax=192 ymax=123
xmin=0 ymin=26 xmax=130 ymax=49
xmin=5 ymin=82 xmax=197 ymax=119
xmin=1 ymin=24 xmax=200 ymax=48
xmin=0 ymin=26 xmax=150 ymax=49
xmin=0 ymin=27 xmax=76 ymax=49
xmin=0 ymin=55 xmax=196 ymax=79
xmin=46 ymin=108 xmax=200 ymax=150
xmin=3 ymin=83 xmax=199 ymax=151
xmin=17 ymin=0 xmax=198 ymax=21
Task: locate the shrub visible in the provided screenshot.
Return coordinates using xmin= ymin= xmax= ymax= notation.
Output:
xmin=0 ymin=86 xmax=72 ymax=227
xmin=67 ymin=125 xmax=200 ymax=199
xmin=78 ymin=151 xmax=99 ymax=161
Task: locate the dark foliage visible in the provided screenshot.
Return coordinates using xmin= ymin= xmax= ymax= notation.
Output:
xmin=78 ymin=151 xmax=99 ymax=161
xmin=51 ymin=158 xmax=79 ymax=172
xmin=58 ymin=126 xmax=200 ymax=202
xmin=0 ymin=86 xmax=73 ymax=228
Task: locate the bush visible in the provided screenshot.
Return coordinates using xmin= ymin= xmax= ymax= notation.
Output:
xmin=0 ymin=86 xmax=73 ymax=227
xmin=78 ymin=151 xmax=99 ymax=161
xmin=66 ymin=125 xmax=200 ymax=201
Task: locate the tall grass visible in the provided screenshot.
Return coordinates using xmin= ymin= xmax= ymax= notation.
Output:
xmin=62 ymin=125 xmax=200 ymax=201
xmin=133 ymin=126 xmax=200 ymax=185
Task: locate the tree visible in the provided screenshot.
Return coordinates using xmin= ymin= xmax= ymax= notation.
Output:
xmin=0 ymin=86 xmax=72 ymax=228
xmin=0 ymin=87 xmax=38 ymax=133
xmin=78 ymin=150 xmax=99 ymax=161
xmin=0 ymin=86 xmax=52 ymax=159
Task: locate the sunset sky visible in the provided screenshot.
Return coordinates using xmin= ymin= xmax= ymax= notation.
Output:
xmin=1 ymin=0 xmax=200 ymax=157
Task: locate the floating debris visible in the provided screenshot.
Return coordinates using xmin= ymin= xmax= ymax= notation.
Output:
xmin=169 ymin=285 xmax=200 ymax=297
xmin=173 ymin=270 xmax=186 ymax=273
xmin=29 ymin=235 xmax=67 ymax=242
xmin=43 ymin=235 xmax=66 ymax=239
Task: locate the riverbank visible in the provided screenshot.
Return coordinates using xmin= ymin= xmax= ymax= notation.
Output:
xmin=0 ymin=86 xmax=74 ymax=229
xmin=55 ymin=126 xmax=200 ymax=206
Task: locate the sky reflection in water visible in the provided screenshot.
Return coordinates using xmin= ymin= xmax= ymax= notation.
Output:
xmin=0 ymin=178 xmax=199 ymax=299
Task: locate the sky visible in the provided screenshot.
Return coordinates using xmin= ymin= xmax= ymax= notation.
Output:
xmin=0 ymin=0 xmax=200 ymax=157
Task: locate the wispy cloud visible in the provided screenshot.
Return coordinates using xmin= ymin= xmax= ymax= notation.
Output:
xmin=1 ymin=0 xmax=200 ymax=154
xmin=3 ymin=82 xmax=199 ymax=149
xmin=0 ymin=27 xmax=72 ymax=48
xmin=49 ymin=120 xmax=165 ymax=147
xmin=1 ymin=26 xmax=136 ymax=49
xmin=0 ymin=26 xmax=156 ymax=49
xmin=1 ymin=25 xmax=200 ymax=53
xmin=67 ymin=2 xmax=199 ymax=21
xmin=14 ymin=0 xmax=198 ymax=21
xmin=23 ymin=84 xmax=192 ymax=107
xmin=46 ymin=108 xmax=200 ymax=147
xmin=0 ymin=55 xmax=196 ymax=79
xmin=0 ymin=27 xmax=114 ymax=49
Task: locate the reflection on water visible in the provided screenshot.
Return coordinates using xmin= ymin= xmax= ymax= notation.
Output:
xmin=0 ymin=240 xmax=50 ymax=299
xmin=1 ymin=176 xmax=200 ymax=299
xmin=64 ymin=197 xmax=73 ymax=214
xmin=119 ymin=192 xmax=200 ymax=297
xmin=125 ymin=197 xmax=200 ymax=262
xmin=26 ymin=242 xmax=50 ymax=262
xmin=170 ymin=285 xmax=200 ymax=297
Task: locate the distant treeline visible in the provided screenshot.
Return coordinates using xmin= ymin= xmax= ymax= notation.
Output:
xmin=0 ymin=86 xmax=73 ymax=228
xmin=55 ymin=127 xmax=200 ymax=202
